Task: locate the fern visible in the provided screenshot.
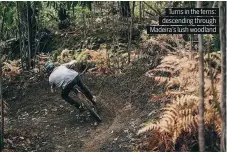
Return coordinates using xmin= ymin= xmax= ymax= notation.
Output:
xmin=204 ymin=51 xmax=221 ymax=78
xmin=75 ymin=50 xmax=88 ymax=63
xmin=138 ymin=95 xmax=199 ymax=145
xmin=138 ymin=42 xmax=222 ymax=152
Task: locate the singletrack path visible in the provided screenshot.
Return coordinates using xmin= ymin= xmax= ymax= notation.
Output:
xmin=6 ymin=73 xmax=162 ymax=152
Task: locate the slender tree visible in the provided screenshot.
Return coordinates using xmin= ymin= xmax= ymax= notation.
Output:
xmin=17 ymin=2 xmax=24 ymax=71
xmin=0 ymin=4 xmax=5 ymax=150
xmin=27 ymin=1 xmax=32 ymax=69
xmin=0 ymin=38 xmax=4 ymax=152
xmin=197 ymin=1 xmax=205 ymax=152
xmin=219 ymin=1 xmax=226 ymax=152
xmin=0 ymin=6 xmax=6 ymax=41
xmin=127 ymin=1 xmax=135 ymax=64
xmin=120 ymin=1 xmax=131 ymax=17
xmin=139 ymin=2 xmax=142 ymax=22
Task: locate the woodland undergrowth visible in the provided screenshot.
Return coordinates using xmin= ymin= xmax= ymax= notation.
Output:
xmin=137 ymin=38 xmax=221 ymax=152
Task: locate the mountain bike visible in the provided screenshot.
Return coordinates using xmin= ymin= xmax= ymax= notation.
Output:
xmin=72 ymin=86 xmax=102 ymax=122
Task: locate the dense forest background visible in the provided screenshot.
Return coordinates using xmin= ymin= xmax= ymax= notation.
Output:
xmin=0 ymin=1 xmax=226 ymax=152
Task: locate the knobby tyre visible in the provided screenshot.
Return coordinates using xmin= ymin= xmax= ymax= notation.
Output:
xmin=78 ymin=91 xmax=102 ymax=122
xmin=83 ymin=100 xmax=102 ymax=122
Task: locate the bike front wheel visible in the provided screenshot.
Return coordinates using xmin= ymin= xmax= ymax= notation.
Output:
xmin=85 ymin=105 xmax=102 ymax=122
xmin=78 ymin=92 xmax=102 ymax=122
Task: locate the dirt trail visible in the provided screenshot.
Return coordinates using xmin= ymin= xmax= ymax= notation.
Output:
xmin=5 ymin=67 xmax=162 ymax=152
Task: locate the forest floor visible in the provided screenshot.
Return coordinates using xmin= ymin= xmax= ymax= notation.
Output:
xmin=4 ymin=62 xmax=166 ymax=152
xmin=1 ymin=28 xmax=222 ymax=151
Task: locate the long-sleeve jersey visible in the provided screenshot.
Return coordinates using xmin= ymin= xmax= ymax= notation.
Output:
xmin=49 ymin=60 xmax=78 ymax=90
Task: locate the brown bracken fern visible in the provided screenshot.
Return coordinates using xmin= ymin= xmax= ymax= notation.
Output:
xmin=138 ymin=50 xmax=221 ymax=151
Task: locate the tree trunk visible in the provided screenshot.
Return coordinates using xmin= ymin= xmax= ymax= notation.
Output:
xmin=132 ymin=2 xmax=135 ymax=17
xmin=58 ymin=7 xmax=70 ymax=30
xmin=19 ymin=2 xmax=29 ymax=70
xmin=212 ymin=1 xmax=217 ymax=8
xmin=190 ymin=1 xmax=193 ymax=51
xmin=82 ymin=12 xmax=87 ymax=45
xmin=127 ymin=1 xmax=135 ymax=64
xmin=197 ymin=1 xmax=205 ymax=152
xmin=139 ymin=2 xmax=142 ymax=22
xmin=0 ymin=7 xmax=6 ymax=41
xmin=17 ymin=2 xmax=24 ymax=71
xmin=219 ymin=2 xmax=226 ymax=152
xmin=120 ymin=1 xmax=131 ymax=17
xmin=0 ymin=43 xmax=4 ymax=151
xmin=142 ymin=2 xmax=144 ymax=20
xmin=27 ymin=1 xmax=32 ymax=70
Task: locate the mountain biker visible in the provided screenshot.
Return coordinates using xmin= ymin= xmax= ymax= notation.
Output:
xmin=44 ymin=60 xmax=96 ymax=112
